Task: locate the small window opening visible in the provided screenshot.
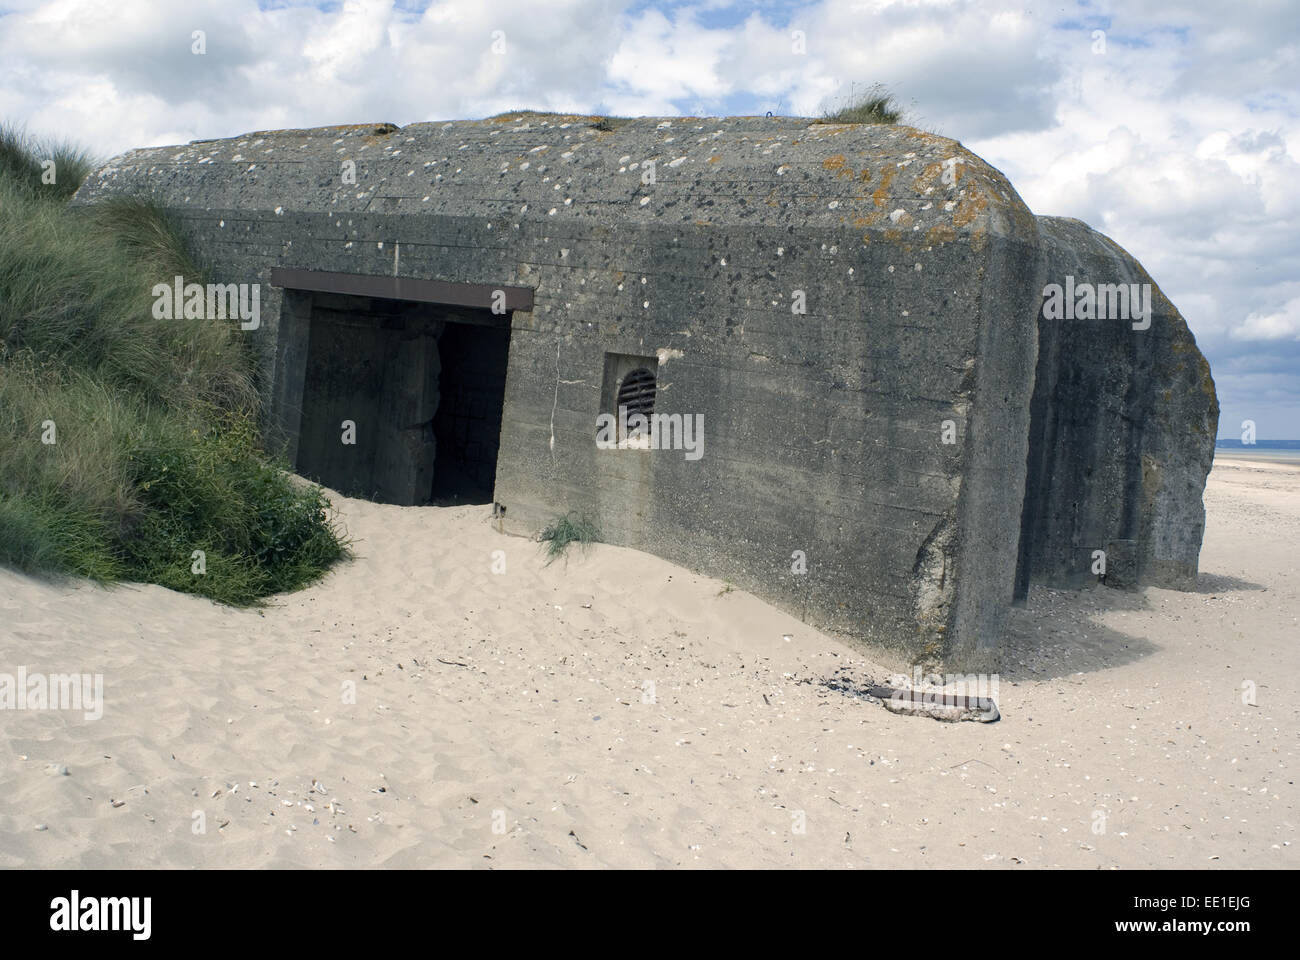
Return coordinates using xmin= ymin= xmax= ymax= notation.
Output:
xmin=599 ymin=352 xmax=659 ymax=448
xmin=616 ymin=367 xmax=657 ymax=437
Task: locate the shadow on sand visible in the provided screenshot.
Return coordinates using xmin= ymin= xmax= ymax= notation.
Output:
xmin=1189 ymin=571 xmax=1267 ymax=594
xmin=997 ymin=567 xmax=1263 ymax=682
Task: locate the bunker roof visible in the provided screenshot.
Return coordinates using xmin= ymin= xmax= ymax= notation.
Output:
xmin=79 ymin=115 xmax=1036 ymax=241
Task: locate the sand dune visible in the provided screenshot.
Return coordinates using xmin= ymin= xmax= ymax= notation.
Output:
xmin=1 ymin=459 xmax=1296 ymax=868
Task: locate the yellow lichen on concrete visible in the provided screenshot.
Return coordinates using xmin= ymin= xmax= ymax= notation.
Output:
xmin=927 ymin=224 xmax=957 ymax=244
xmin=901 ymin=127 xmax=957 ymax=149
xmin=822 ymin=154 xmax=846 ymax=170
xmin=911 ymin=161 xmax=943 ymax=193
xmin=872 ymin=166 xmax=896 ymax=206
xmin=952 ymin=188 xmax=988 ymax=227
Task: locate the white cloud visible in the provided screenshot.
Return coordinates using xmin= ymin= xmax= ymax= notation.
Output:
xmin=1232 ymin=297 xmax=1300 ymax=341
xmin=607 ymin=9 xmax=733 ymax=105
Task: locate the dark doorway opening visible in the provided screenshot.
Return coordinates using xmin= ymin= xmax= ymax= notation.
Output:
xmin=292 ymin=291 xmax=509 ymax=506
xmin=430 ymin=320 xmax=510 ymax=505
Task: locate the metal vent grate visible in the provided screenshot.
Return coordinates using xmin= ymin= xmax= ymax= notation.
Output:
xmin=616 ymin=367 xmax=657 ymax=421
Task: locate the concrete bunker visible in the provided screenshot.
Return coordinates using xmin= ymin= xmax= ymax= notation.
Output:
xmin=73 ymin=115 xmax=1217 ymax=671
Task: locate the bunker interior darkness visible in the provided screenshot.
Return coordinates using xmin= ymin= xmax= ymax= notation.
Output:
xmin=291 ymin=288 xmax=510 ymax=506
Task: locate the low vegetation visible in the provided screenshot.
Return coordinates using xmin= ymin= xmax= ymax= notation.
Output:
xmin=0 ymin=124 xmax=94 ymax=202
xmin=815 ymin=85 xmax=903 ymax=125
xmin=538 ymin=512 xmax=601 ymax=564
xmin=0 ymin=124 xmax=346 ymax=605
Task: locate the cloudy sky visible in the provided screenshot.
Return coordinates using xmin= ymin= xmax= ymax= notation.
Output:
xmin=2 ymin=0 xmax=1296 ymax=439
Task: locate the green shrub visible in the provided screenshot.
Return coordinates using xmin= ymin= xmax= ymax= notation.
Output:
xmin=121 ymin=415 xmax=346 ymax=604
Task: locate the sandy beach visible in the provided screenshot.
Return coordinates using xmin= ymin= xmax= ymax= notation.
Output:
xmin=1 ymin=457 xmax=1295 ymax=869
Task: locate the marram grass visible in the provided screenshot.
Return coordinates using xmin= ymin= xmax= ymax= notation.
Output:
xmin=815 ymin=85 xmax=903 ymax=125
xmin=0 ymin=125 xmax=347 ymax=605
xmin=538 ymin=512 xmax=601 ymax=564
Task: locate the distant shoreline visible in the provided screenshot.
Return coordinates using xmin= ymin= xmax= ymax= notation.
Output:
xmin=1213 ymin=449 xmax=1300 ymax=468
xmin=1215 ymin=441 xmax=1300 ymax=450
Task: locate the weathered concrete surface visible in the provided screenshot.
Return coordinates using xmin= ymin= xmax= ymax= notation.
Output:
xmin=71 ymin=114 xmax=1215 ymax=670
xmin=1014 ymin=217 xmax=1218 ymax=595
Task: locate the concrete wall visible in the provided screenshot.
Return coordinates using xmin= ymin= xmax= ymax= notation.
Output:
xmin=1015 ymin=217 xmax=1218 ymax=593
xmin=490 ymin=215 xmax=1039 ymax=671
xmin=71 ymin=114 xmax=1215 ymax=670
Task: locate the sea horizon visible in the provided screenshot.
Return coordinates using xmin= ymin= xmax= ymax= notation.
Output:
xmin=1213 ymin=445 xmax=1300 ymax=463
